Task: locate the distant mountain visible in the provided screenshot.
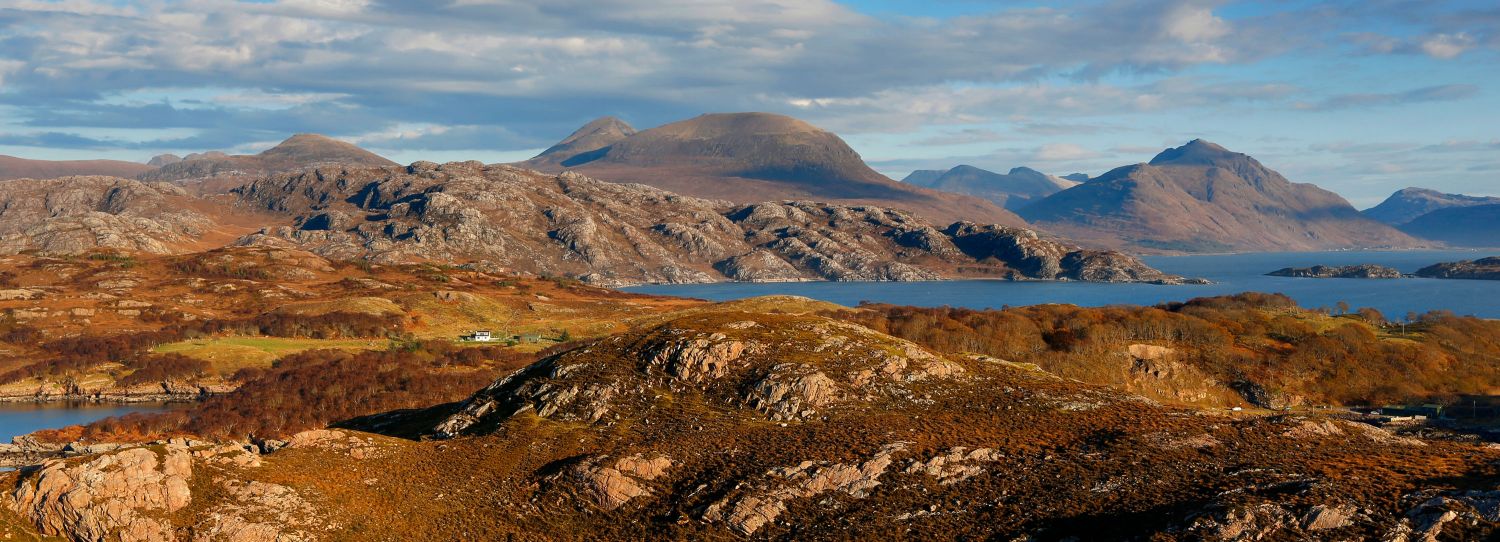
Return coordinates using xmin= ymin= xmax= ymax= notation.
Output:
xmin=900 ymin=169 xmax=947 ymax=186
xmin=0 ymin=155 xmax=154 ymax=181
xmin=1400 ymin=204 xmax=1500 ymax=247
xmin=1061 ymin=173 xmax=1091 ymax=183
xmin=902 ymin=165 xmax=1078 ymax=211
xmin=1018 ymin=139 xmax=1419 ymax=252
xmin=147 ymin=154 xmax=183 ymax=167
xmin=140 ymin=134 xmax=397 ymax=182
xmin=518 ymin=112 xmax=1025 ymax=226
xmin=1364 ymin=187 xmax=1500 ymax=226
xmin=526 ymin=116 xmax=637 ymax=168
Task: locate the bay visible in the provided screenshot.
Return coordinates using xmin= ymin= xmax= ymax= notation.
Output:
xmin=624 ymin=250 xmax=1500 ymax=318
xmin=0 ymin=402 xmax=175 ymax=443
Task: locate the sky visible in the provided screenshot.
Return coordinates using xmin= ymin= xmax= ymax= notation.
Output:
xmin=0 ymin=0 xmax=1496 ymax=207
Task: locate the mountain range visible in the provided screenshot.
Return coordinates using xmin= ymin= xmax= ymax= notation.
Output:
xmin=1363 ymin=187 xmax=1500 ymax=247
xmin=0 ymin=155 xmax=155 ymax=181
xmin=1016 ymin=139 xmax=1418 ymax=252
xmin=1363 ymin=187 xmax=1500 ymax=226
xmin=0 ymin=116 xmax=1479 ymax=258
xmin=140 ymin=133 xmax=398 ymax=183
xmin=518 ymin=113 xmax=1025 ymax=226
xmin=901 ymin=165 xmax=1078 ymax=210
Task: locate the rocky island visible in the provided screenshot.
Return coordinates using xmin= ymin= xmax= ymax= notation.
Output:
xmin=1266 ymin=264 xmax=1404 ymax=278
xmin=1415 ymin=256 xmax=1500 ymax=280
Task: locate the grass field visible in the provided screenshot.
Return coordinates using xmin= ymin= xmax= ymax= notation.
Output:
xmin=153 ymin=337 xmax=386 ymax=373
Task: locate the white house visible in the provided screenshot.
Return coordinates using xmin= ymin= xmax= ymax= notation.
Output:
xmin=467 ymin=330 xmax=493 ymax=342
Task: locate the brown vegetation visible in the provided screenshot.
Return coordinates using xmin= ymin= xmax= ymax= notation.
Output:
xmin=83 ymin=341 xmax=569 ymax=440
xmin=834 ymin=292 xmax=1500 ymax=406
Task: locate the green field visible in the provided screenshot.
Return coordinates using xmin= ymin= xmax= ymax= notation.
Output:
xmin=153 ymin=337 xmax=386 ymax=373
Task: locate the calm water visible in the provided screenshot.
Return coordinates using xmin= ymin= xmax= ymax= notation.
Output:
xmin=0 ymin=402 xmax=173 ymax=443
xmin=625 ymin=250 xmax=1500 ymax=318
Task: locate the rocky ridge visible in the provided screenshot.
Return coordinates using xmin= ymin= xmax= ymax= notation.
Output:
xmin=0 ymin=176 xmax=262 ymax=255
xmin=231 ymin=161 xmax=1193 ymax=286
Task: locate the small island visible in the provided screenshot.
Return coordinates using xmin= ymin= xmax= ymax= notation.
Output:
xmin=1415 ymin=256 xmax=1500 ymax=280
xmin=1266 ymin=264 xmax=1404 ymax=279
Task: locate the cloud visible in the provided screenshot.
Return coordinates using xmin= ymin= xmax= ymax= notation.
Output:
xmin=909 ymin=128 xmax=1010 ymax=146
xmin=1296 ymin=84 xmax=1479 ymax=111
xmin=0 ymin=0 xmax=1291 ymax=154
xmin=1420 ymin=32 xmax=1477 ymax=58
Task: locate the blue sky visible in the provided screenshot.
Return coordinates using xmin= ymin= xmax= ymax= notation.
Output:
xmin=0 ymin=0 xmax=1496 ymax=207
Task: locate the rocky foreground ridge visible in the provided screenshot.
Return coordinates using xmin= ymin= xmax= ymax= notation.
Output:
xmin=232 ymin=161 xmax=1195 ymax=286
xmin=4 ymin=306 xmax=1499 ymax=540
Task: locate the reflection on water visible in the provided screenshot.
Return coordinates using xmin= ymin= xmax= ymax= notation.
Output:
xmin=0 ymin=402 xmax=178 ymax=443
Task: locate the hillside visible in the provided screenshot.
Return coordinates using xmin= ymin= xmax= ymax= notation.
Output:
xmin=139 ymin=134 xmax=398 ymax=183
xmin=1400 ymin=203 xmax=1500 ymax=247
xmin=0 ymin=176 xmax=269 ymax=255
xmin=0 ymin=155 xmax=153 ymax=181
xmin=524 ymin=116 xmax=637 ymax=167
xmin=1364 ymin=187 xmax=1500 ymax=226
xmin=231 ymin=161 xmax=1189 ymax=286
xmin=519 ymin=113 xmax=1025 ymax=226
xmin=903 ymin=165 xmax=1078 ymax=210
xmin=1019 ymin=140 xmax=1420 ymax=252
xmin=4 ymin=300 xmax=1500 ymax=540
xmin=0 ymin=247 xmax=704 ymax=405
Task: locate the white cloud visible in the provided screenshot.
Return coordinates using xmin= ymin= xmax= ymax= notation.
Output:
xmin=1420 ymin=33 xmax=1476 ymax=59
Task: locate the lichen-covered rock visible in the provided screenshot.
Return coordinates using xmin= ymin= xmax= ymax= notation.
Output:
xmin=9 ymin=445 xmax=193 ymax=542
xmin=703 ymin=443 xmax=906 ymax=535
xmin=748 ymin=364 xmax=840 ymax=421
xmin=565 ymin=454 xmax=675 ymax=510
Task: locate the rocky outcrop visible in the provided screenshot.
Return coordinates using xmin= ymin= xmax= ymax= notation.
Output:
xmin=702 ymin=443 xmax=907 ymax=535
xmin=1267 ymin=264 xmax=1404 ymax=278
xmin=0 ymin=176 xmax=254 ymax=255
xmin=9 ymin=445 xmax=193 ymax=542
xmin=1415 ymin=256 xmax=1500 ymax=280
xmin=563 ymin=454 xmax=675 ymax=510
xmin=428 ymin=313 xmax=973 ymax=439
xmin=232 ymin=162 xmax=1193 ymax=286
xmin=944 ymin=222 xmax=1198 ymax=283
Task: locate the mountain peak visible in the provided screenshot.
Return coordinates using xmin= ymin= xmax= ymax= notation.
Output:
xmin=1149 ymin=139 xmax=1240 ymax=166
xmin=528 ymin=117 xmax=638 ymax=166
xmin=560 ymin=117 xmax=636 ymax=146
xmin=654 ymin=112 xmax=824 ymax=138
xmin=258 ymin=134 xmax=396 ymax=166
